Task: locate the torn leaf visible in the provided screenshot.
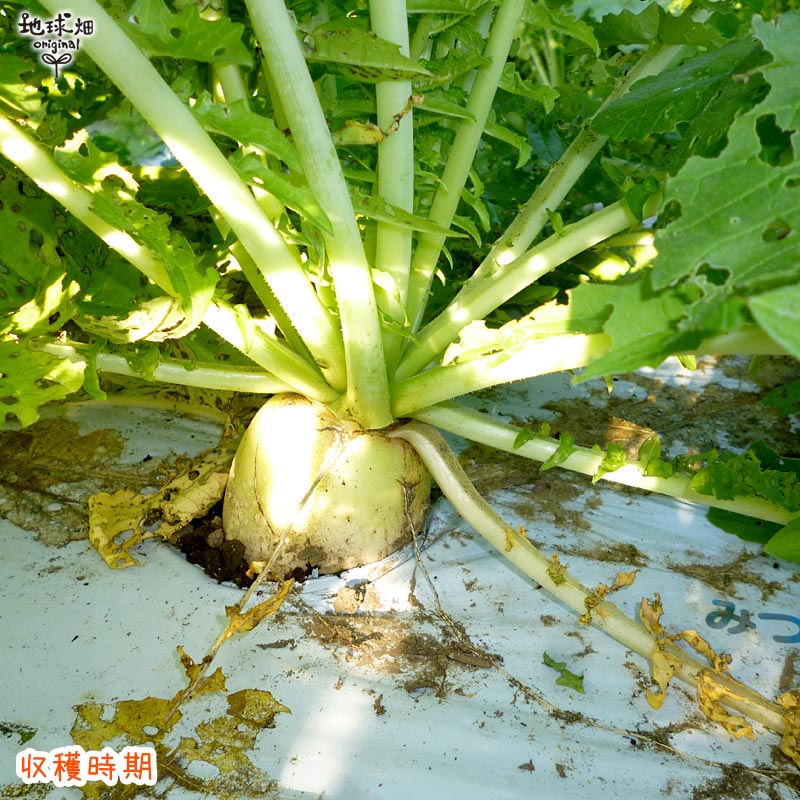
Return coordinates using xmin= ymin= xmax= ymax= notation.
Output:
xmin=88 ymin=448 xmax=232 ymax=568
xmin=543 ymin=652 xmax=585 ymax=694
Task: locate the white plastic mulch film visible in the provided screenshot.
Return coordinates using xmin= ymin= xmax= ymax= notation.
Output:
xmin=1 ymin=356 xmax=799 ymax=799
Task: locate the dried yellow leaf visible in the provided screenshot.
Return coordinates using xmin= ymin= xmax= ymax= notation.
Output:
xmin=87 ymin=449 xmax=231 ymax=569
xmin=640 ymin=594 xmax=666 ymax=636
xmin=777 ymin=690 xmax=800 ymax=768
xmin=646 ymin=644 xmax=682 ymax=710
xmin=177 ymin=646 xmax=227 ymax=696
xmin=612 ymin=570 xmax=637 ymax=590
xmin=676 ymin=629 xmax=729 ymax=672
xmin=696 ymin=671 xmax=754 ymax=740
xmin=547 ymin=553 xmax=568 ymax=586
xmin=224 ymin=578 xmax=294 ymax=637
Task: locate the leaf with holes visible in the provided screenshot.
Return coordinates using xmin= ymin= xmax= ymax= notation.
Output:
xmin=123 ymin=0 xmax=252 ymax=65
xmin=652 ymin=15 xmax=800 ymax=298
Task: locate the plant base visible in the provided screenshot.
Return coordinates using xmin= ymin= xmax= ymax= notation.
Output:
xmin=222 ymin=394 xmax=431 ymax=579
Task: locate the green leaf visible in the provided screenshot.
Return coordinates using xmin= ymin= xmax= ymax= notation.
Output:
xmin=748 ymin=285 xmax=800 ymax=360
xmin=513 ymin=426 xmax=537 ymax=449
xmin=624 ymin=176 xmax=660 ymax=222
xmin=498 ymin=63 xmax=559 ymax=112
xmin=593 ymin=442 xmax=628 ymax=482
xmin=541 ymin=432 xmax=576 ymax=472
xmin=414 ymin=93 xmax=475 ymax=121
xmin=72 ymin=177 xmax=218 ymax=333
xmin=123 ymin=0 xmax=252 ymax=65
xmin=0 ymin=340 xmax=86 ymax=429
xmin=524 ymin=4 xmax=599 ymax=56
xmin=764 ymin=518 xmax=800 ymax=564
xmin=638 ymin=435 xmax=675 ymax=478
xmin=191 ymin=94 xmax=302 ymax=172
xmin=653 ymin=13 xmax=800 ymax=295
xmin=749 ymin=441 xmax=800 ymax=479
xmin=593 ymin=39 xmax=764 ymax=142
xmin=484 ymin=121 xmax=533 ymax=169
xmin=352 ymin=191 xmax=465 ymax=237
xmin=543 ymin=652 xmax=585 ymax=694
xmin=570 ymin=275 xmax=697 ymax=381
xmin=230 ymin=151 xmax=333 ymax=235
xmin=0 ymin=54 xmax=44 ymax=115
xmin=762 ymin=379 xmax=800 ymax=417
xmin=590 ymin=5 xmax=662 ymax=46
xmin=0 ymin=171 xmax=77 ymax=336
xmin=303 ymin=28 xmax=433 ymax=82
xmin=656 ymin=10 xmax=724 ymax=47
xmin=407 ymin=0 xmax=476 ymax=12
xmin=686 ymin=449 xmax=800 ymax=512
xmin=576 ymin=9 xmax=800 ymax=382
xmin=460 ymin=187 xmax=491 ymax=232
xmin=706 ymin=507 xmax=781 ymax=545
xmin=592 ymin=4 xmax=721 ymax=48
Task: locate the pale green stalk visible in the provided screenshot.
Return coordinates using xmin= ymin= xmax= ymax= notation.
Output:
xmin=530 ymin=46 xmax=550 ymax=86
xmin=412 ymin=402 xmax=797 ymax=525
xmin=36 ymin=0 xmax=346 ymax=390
xmin=393 ymin=334 xmax=612 ymax=416
xmin=370 ymin=0 xmax=417 ymax=371
xmin=202 ymin=302 xmax=339 ymax=403
xmin=473 ymin=43 xmax=684 ymax=282
xmin=43 ymin=343 xmax=292 ymax=395
xmin=409 ymin=14 xmax=436 ymax=62
xmin=405 ymin=0 xmax=527 ymax=333
xmin=542 ymin=30 xmax=561 ymax=88
xmin=694 ymin=329 xmax=790 ymax=356
xmin=246 ymin=0 xmax=391 ymax=428
xmin=390 ymin=421 xmax=789 ymax=734
xmin=371 ymin=0 xmax=415 ymax=306
xmin=396 ymin=200 xmax=640 ymax=379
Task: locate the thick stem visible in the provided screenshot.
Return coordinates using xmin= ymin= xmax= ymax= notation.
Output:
xmin=247 ymin=0 xmax=392 ymax=428
xmin=405 ymin=0 xmax=527 ymax=333
xmin=411 ymin=402 xmax=797 ymax=525
xmin=389 ymin=421 xmax=788 ymax=735
xmin=392 ymin=335 xmax=612 ymax=416
xmin=371 ymin=0 xmax=415 ymax=307
xmin=202 ymin=302 xmax=340 ymax=403
xmin=396 ymin=200 xmax=640 ymax=379
xmin=370 ymin=0 xmax=416 ymax=372
xmin=42 ymin=343 xmax=293 ymax=395
xmin=36 ymin=0 xmax=346 ymax=389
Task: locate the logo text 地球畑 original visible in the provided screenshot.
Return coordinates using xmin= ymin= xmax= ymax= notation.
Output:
xmin=16 ymin=11 xmax=95 ymax=79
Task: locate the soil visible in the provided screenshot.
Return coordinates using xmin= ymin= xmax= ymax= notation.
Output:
xmin=536 ymin=355 xmax=799 ymax=459
xmin=172 ymin=501 xmax=252 ymax=588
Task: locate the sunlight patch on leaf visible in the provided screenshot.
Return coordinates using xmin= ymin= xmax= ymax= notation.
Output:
xmin=0 ymin=340 xmax=86 ymax=429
